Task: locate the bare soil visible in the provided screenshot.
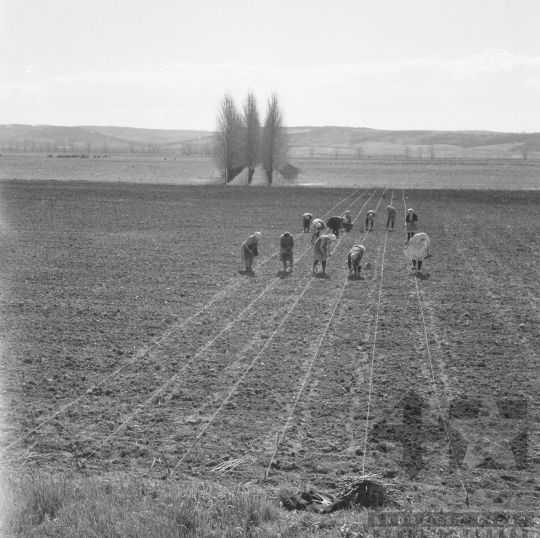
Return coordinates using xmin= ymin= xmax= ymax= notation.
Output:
xmin=1 ymin=180 xmax=539 ymax=513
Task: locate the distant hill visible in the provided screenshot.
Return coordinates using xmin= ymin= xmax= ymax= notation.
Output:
xmin=287 ymin=126 xmax=540 ymax=151
xmin=0 ymin=124 xmax=213 ymax=153
xmin=0 ymin=124 xmax=538 ymax=155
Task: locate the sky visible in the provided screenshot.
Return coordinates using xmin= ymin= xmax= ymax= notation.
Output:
xmin=0 ymin=0 xmax=539 ymax=132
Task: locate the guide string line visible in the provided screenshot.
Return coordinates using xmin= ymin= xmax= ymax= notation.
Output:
xmin=175 ymin=190 xmax=382 ymax=473
xmin=359 ymin=188 xmax=394 ymax=474
xmin=0 ymin=188 xmax=368 ymax=456
xmin=266 ymin=189 xmax=388 ymax=476
xmin=402 ymin=190 xmax=470 ymax=507
xmin=84 ymin=189 xmax=378 ymax=467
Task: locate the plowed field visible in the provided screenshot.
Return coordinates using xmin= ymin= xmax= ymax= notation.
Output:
xmin=1 ymin=180 xmax=539 ymax=511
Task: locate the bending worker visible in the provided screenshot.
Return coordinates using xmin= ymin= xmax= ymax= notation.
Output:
xmin=365 ymin=210 xmax=375 ymax=231
xmin=348 ymin=244 xmax=366 ymax=277
xmin=241 ymin=232 xmax=262 ymax=273
xmin=326 ymin=215 xmax=346 ymax=237
xmin=303 ymin=213 xmax=313 ymax=233
xmin=279 ymin=232 xmax=294 ymax=273
xmin=341 ymin=210 xmax=353 ymax=232
xmin=404 ymin=232 xmax=430 ymax=273
xmin=311 ymin=218 xmax=326 ymax=243
xmin=312 ymin=234 xmax=336 ymax=276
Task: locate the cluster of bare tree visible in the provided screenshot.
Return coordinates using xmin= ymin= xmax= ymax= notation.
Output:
xmin=213 ymin=91 xmax=289 ymax=185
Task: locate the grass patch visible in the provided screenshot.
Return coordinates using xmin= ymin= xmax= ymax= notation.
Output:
xmin=0 ymin=472 xmax=374 ymax=537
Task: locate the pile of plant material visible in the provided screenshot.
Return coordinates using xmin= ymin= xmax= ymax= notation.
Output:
xmin=279 ymin=473 xmax=402 ymax=513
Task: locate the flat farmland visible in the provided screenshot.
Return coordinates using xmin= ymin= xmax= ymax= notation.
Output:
xmin=1 ymin=153 xmax=539 ymax=190
xmin=1 ymin=180 xmax=540 ymax=513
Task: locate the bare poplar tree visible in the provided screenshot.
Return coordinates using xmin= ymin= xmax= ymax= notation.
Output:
xmin=86 ymin=140 xmax=92 ymax=154
xmin=212 ymin=92 xmax=244 ymax=183
xmin=183 ymin=141 xmax=192 ymax=155
xmin=355 ymin=146 xmax=364 ymax=160
xmin=429 ymin=145 xmax=436 ymax=160
xmin=519 ymin=145 xmax=529 ymax=160
xmin=404 ymin=146 xmax=411 ymax=160
xmin=261 ymin=93 xmax=288 ymax=185
xmin=242 ymin=91 xmax=261 ymax=184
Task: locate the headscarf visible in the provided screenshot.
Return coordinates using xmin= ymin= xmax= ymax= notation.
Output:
xmin=408 ymin=208 xmax=413 ymax=213
xmin=327 ymin=234 xmax=337 ymax=241
xmin=254 ymin=232 xmax=262 ymax=240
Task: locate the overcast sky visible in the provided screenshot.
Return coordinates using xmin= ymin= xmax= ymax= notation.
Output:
xmin=1 ymin=0 xmax=539 ymax=132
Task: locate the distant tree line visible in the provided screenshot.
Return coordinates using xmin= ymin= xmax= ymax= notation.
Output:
xmin=0 ymin=138 xmax=212 ymax=155
xmin=213 ymin=91 xmax=290 ymax=185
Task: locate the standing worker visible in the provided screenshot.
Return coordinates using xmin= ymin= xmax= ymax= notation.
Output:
xmin=279 ymin=232 xmax=294 ymax=273
xmin=312 ymin=234 xmax=337 ymax=276
xmin=404 ymin=232 xmax=430 ymax=273
xmin=348 ymin=244 xmax=366 ymax=277
xmin=405 ymin=208 xmax=418 ymax=242
xmin=303 ymin=213 xmax=313 ymax=233
xmin=365 ymin=210 xmax=376 ymax=231
xmin=311 ymin=218 xmax=326 ymax=243
xmin=241 ymin=232 xmax=262 ymax=273
xmin=386 ymin=205 xmax=397 ymax=231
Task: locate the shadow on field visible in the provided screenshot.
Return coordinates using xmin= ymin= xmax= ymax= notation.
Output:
xmin=415 ymin=271 xmax=430 ymax=280
xmin=277 ymin=270 xmax=292 ymax=279
xmin=347 ymin=274 xmax=365 ymax=281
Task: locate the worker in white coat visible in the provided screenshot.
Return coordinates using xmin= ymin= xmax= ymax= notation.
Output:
xmin=404 ymin=232 xmax=430 ymax=273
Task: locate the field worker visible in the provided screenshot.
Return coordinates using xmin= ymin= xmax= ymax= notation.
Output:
xmin=341 ymin=210 xmax=354 ymax=232
xmin=404 ymin=232 xmax=430 ymax=273
xmin=311 ymin=218 xmax=326 ymax=243
xmin=326 ymin=215 xmax=346 ymax=237
xmin=241 ymin=232 xmax=262 ymax=273
xmin=365 ymin=210 xmax=376 ymax=231
xmin=348 ymin=244 xmax=366 ymax=277
xmin=386 ymin=205 xmax=397 ymax=231
xmin=405 ymin=208 xmax=418 ymax=242
xmin=279 ymin=232 xmax=294 ymax=272
xmin=303 ymin=213 xmax=313 ymax=233
xmin=312 ymin=234 xmax=336 ymax=275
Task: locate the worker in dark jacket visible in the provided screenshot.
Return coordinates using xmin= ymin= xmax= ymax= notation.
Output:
xmin=279 ymin=232 xmax=294 ymax=272
xmin=327 ymin=216 xmax=346 ymax=237
xmin=303 ymin=213 xmax=313 ymax=233
xmin=365 ymin=210 xmax=375 ymax=231
xmin=405 ymin=208 xmax=418 ymax=242
xmin=386 ymin=205 xmax=396 ymax=231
